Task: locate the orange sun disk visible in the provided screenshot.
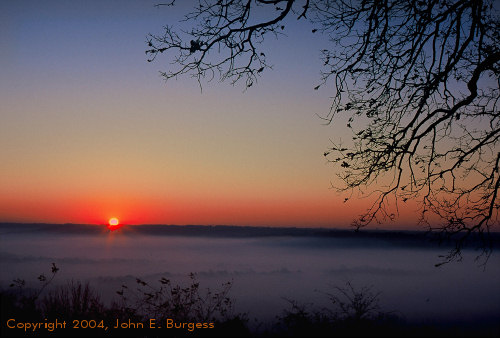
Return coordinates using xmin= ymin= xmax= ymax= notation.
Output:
xmin=107 ymin=218 xmax=121 ymax=230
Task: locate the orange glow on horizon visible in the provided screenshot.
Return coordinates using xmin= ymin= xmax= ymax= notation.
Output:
xmin=0 ymin=192 xmax=423 ymax=230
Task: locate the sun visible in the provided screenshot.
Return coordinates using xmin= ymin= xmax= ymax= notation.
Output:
xmin=107 ymin=217 xmax=122 ymax=231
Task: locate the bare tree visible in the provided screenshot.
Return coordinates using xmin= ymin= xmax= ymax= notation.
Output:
xmin=146 ymin=0 xmax=500 ymax=263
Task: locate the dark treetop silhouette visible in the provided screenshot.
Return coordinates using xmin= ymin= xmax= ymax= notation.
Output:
xmin=146 ymin=0 xmax=500 ymax=264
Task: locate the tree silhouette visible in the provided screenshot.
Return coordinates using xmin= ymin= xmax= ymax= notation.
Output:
xmin=147 ymin=0 xmax=500 ymax=263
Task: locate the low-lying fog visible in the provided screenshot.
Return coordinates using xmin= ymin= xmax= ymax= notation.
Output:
xmin=1 ymin=226 xmax=499 ymax=328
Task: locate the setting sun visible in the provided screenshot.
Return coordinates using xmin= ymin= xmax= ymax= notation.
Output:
xmin=107 ymin=217 xmax=122 ymax=231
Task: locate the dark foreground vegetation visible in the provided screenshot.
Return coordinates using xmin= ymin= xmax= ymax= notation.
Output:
xmin=1 ymin=265 xmax=498 ymax=337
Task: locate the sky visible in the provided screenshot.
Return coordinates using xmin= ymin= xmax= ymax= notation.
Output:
xmin=0 ymin=0 xmax=419 ymax=228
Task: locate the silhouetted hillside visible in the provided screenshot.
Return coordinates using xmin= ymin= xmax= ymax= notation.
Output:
xmin=1 ymin=223 xmax=499 ymax=250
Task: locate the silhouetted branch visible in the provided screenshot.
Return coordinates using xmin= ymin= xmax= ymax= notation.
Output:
xmin=317 ymin=0 xmax=499 ymax=264
xmin=146 ymin=0 xmax=311 ymax=88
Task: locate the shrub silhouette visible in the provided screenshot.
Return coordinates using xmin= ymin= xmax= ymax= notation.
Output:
xmin=275 ymin=282 xmax=404 ymax=337
xmin=276 ymin=300 xmax=332 ymax=337
xmin=40 ymin=280 xmax=106 ymax=320
xmin=115 ymin=273 xmax=250 ymax=336
xmin=325 ymin=282 xmax=381 ymax=322
xmin=1 ymin=263 xmax=60 ymax=323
